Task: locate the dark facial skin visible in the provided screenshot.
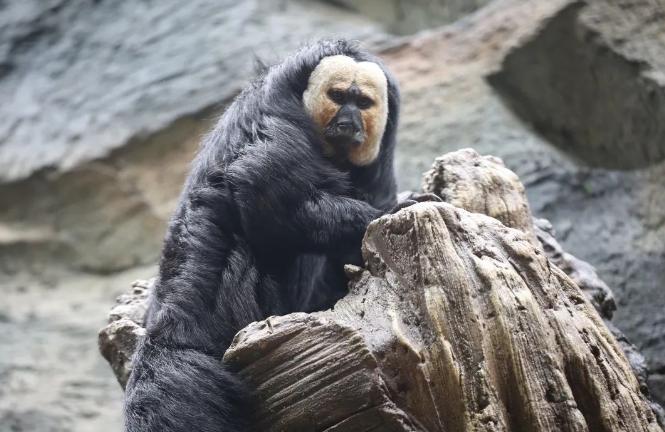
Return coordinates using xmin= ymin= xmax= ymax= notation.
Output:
xmin=323 ymin=83 xmax=374 ymax=152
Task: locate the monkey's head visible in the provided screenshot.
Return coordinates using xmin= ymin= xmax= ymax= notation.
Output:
xmin=303 ymin=55 xmax=389 ymax=166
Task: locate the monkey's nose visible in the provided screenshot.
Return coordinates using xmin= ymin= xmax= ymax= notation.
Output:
xmin=336 ymin=118 xmax=354 ymax=128
xmin=336 ymin=117 xmax=361 ymax=133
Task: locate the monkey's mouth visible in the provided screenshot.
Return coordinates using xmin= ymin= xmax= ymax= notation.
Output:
xmin=324 ymin=125 xmax=365 ymax=150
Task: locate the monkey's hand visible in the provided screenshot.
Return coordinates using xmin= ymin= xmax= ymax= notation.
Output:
xmin=389 ymin=193 xmax=443 ymax=214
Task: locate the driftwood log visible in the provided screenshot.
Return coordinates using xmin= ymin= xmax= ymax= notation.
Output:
xmin=100 ymin=149 xmax=663 ymax=431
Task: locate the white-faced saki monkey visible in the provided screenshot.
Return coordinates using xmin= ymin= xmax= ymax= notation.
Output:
xmin=124 ymin=38 xmax=440 ymax=432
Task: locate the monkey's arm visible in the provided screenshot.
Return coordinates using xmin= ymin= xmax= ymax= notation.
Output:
xmin=227 ymin=146 xmax=384 ymax=255
xmin=240 ymin=187 xmax=381 ymax=254
xmin=290 ymin=192 xmax=441 ymax=252
xmin=294 ymin=191 xmax=382 ymax=249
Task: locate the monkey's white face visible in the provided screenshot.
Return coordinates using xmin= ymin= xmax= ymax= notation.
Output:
xmin=303 ymin=55 xmax=389 ymax=166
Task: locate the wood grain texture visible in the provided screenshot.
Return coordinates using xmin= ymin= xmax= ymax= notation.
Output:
xmin=221 ymin=200 xmax=661 ymax=431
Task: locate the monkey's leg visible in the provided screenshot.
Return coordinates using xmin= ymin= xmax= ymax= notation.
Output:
xmin=286 ymin=254 xmax=349 ymax=312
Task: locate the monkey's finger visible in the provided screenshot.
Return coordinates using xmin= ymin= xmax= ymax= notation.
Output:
xmin=414 ymin=193 xmax=443 ymax=203
xmin=390 ymin=199 xmax=418 ymax=214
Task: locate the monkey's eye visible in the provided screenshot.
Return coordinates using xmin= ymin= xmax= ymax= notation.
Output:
xmin=327 ymin=89 xmax=345 ymax=104
xmin=357 ymin=96 xmax=374 ymax=110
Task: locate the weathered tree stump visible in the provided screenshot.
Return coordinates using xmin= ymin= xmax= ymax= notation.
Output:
xmin=421 ymin=149 xmax=618 ymax=321
xmin=100 ymin=149 xmax=663 ymax=431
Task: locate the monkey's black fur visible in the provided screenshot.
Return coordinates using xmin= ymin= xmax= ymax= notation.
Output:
xmin=124 ymin=39 xmax=401 ymax=432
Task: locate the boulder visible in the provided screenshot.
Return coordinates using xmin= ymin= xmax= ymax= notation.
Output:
xmin=487 ymin=1 xmax=665 ymax=170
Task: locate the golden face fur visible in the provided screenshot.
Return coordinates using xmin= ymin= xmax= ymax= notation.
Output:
xmin=303 ymin=55 xmax=389 ymax=166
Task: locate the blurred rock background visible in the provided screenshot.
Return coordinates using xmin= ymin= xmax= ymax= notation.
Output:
xmin=0 ymin=0 xmax=663 ymax=430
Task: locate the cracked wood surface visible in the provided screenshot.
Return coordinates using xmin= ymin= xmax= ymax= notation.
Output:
xmin=222 ymin=201 xmax=661 ymax=431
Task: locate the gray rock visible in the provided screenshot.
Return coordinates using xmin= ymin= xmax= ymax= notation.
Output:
xmin=0 ymin=268 xmax=152 ymax=432
xmin=315 ymin=0 xmax=493 ymax=35
xmin=653 ymin=376 xmax=665 ymax=422
xmin=98 ymin=279 xmax=152 ymax=388
xmin=108 ymin=279 xmax=151 ymax=326
xmin=0 ymin=0 xmax=385 ymax=184
xmin=487 ymin=1 xmax=665 ymax=170
xmin=99 ymin=319 xmax=146 ymax=390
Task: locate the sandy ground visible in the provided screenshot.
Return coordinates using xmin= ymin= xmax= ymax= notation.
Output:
xmin=0 ymin=265 xmax=156 ymax=432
